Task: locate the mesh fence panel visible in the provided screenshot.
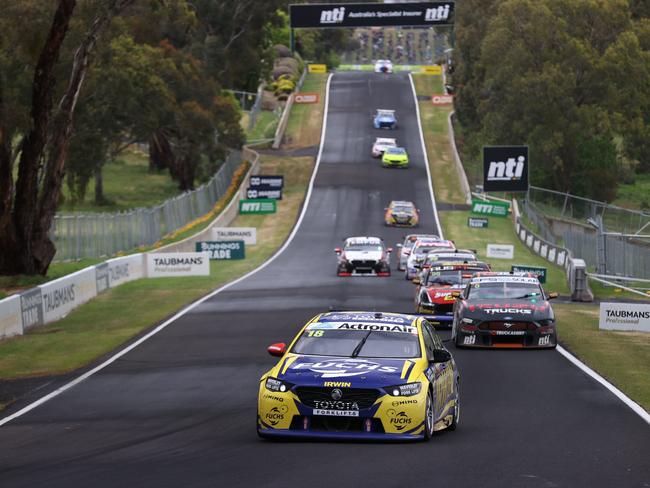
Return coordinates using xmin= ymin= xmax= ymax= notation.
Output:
xmin=52 ymin=151 xmax=242 ymax=261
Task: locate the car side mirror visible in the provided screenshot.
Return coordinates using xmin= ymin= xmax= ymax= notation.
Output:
xmin=547 ymin=292 xmax=558 ymax=300
xmin=396 ymin=243 xmax=403 ymax=248
xmin=334 ymin=247 xmax=342 ymax=254
xmin=430 ymin=349 xmax=452 ymax=363
xmin=451 ymin=291 xmax=461 ymax=299
xmin=412 ymin=277 xmax=421 ymax=285
xmin=267 ymin=343 xmax=286 ymax=357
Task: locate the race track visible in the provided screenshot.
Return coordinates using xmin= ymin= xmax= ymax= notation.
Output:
xmin=0 ymin=72 xmax=648 ymax=488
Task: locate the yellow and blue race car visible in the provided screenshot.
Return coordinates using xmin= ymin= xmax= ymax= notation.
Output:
xmin=258 ymin=311 xmax=460 ymax=441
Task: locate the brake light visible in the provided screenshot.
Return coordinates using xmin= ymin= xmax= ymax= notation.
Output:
xmin=460 ymin=324 xmax=478 ymax=332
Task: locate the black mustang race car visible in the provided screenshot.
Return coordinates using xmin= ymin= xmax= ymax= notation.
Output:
xmin=451 ymin=273 xmax=558 ymax=349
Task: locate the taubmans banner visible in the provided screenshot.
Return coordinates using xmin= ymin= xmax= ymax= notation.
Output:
xmin=599 ymin=302 xmax=650 ymax=332
xmin=289 ymin=2 xmax=455 ymax=28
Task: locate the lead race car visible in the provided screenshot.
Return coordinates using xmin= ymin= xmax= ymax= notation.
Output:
xmin=452 ymin=273 xmax=559 ymax=348
xmin=373 ymin=109 xmax=397 ymax=129
xmin=335 ymin=236 xmax=392 ymax=276
xmin=258 ymin=311 xmax=460 ymax=440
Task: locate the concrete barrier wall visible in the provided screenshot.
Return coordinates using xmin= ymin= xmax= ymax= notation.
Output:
xmin=0 ymin=295 xmax=22 ymax=339
xmin=40 ymin=267 xmax=97 ymax=324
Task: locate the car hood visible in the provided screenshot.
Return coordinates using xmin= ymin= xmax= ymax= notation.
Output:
xmin=462 ymin=300 xmax=552 ymax=321
xmin=279 ymin=355 xmax=412 ymax=388
xmin=344 ymin=250 xmax=383 ymax=261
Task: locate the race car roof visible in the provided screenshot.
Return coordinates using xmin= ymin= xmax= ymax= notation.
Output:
xmin=309 ymin=311 xmax=418 ymax=334
xmin=406 ymin=233 xmax=439 ymax=242
xmin=415 ymin=239 xmax=454 ymax=247
xmin=390 ymin=200 xmax=414 ymax=207
xmin=346 ymin=236 xmax=383 ymax=245
xmin=470 ymin=276 xmax=540 ymax=285
xmin=374 ymin=137 xmax=396 ymax=145
xmin=429 ymin=262 xmax=487 ymax=271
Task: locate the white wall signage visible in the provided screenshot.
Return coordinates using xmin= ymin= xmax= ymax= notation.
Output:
xmin=599 ymin=302 xmax=650 ymax=332
xmin=486 ymin=244 xmax=515 ymax=259
xmin=40 ymin=267 xmax=97 ymax=324
xmin=212 ymin=227 xmax=257 ymax=245
xmin=146 ymin=252 xmax=210 ymax=277
xmin=0 ymin=295 xmax=23 ymax=339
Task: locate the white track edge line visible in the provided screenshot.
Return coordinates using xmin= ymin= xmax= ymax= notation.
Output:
xmin=408 ymin=72 xmax=443 ymax=239
xmin=0 ymin=73 xmax=334 ymax=428
xmin=556 ymin=345 xmax=650 ymax=424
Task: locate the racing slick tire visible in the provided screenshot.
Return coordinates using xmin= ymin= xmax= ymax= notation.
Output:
xmin=423 ymin=389 xmax=435 ymax=441
xmin=447 ymin=381 xmax=460 ymax=431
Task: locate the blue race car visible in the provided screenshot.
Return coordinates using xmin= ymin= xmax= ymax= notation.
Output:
xmin=373 ymin=109 xmax=397 ymax=129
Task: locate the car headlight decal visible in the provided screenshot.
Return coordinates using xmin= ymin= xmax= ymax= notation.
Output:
xmin=265 ymin=377 xmax=293 ymax=393
xmin=384 ymin=382 xmax=422 ymax=397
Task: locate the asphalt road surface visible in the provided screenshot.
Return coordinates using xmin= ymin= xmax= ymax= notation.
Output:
xmin=0 ymin=72 xmax=648 ymax=488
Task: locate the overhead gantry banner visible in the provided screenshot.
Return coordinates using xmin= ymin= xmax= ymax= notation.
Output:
xmin=289 ymin=2 xmax=455 ymax=28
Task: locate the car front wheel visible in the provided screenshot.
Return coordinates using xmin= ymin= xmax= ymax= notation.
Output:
xmin=423 ymin=389 xmax=435 ymax=441
xmin=448 ymin=381 xmax=460 ymax=431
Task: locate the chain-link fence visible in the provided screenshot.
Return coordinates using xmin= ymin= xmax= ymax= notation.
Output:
xmin=51 ymin=151 xmax=243 ymax=261
xmin=522 ymin=188 xmax=650 ymax=279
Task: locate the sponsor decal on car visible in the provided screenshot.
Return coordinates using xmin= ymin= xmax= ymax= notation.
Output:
xmin=291 ymin=359 xmax=400 ymax=378
xmin=265 ymin=405 xmax=288 ymax=426
xmin=313 ymin=409 xmax=359 ymax=417
xmin=387 ymin=410 xmax=412 ymax=430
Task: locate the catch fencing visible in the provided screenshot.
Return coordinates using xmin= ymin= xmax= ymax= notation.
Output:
xmin=52 ymin=151 xmax=243 ymax=261
xmin=522 ymin=189 xmax=650 ymax=280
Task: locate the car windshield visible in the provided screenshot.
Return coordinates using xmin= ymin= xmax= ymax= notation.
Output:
xmin=414 ymin=245 xmax=438 ymax=256
xmin=386 ymin=147 xmax=404 ymax=155
xmin=291 ymin=329 xmax=420 ymax=359
xmin=376 ymin=140 xmax=395 ymax=147
xmin=467 ymin=282 xmax=543 ymax=299
xmin=392 ymin=205 xmax=412 ymax=213
xmin=346 ymin=243 xmax=383 ymax=252
xmin=425 ymin=271 xmax=470 ymax=286
xmin=429 ymin=253 xmax=475 ymax=262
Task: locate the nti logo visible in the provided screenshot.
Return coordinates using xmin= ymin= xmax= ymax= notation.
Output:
xmin=483 ymin=146 xmax=529 ymax=192
xmin=487 ymin=156 xmax=526 ymax=181
xmin=425 ymin=5 xmax=451 ymax=22
xmin=320 ymin=7 xmax=345 ymax=24
xmin=241 ymin=202 xmax=260 ymax=212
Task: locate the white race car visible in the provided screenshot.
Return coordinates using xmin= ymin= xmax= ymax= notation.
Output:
xmin=371 ymin=137 xmax=397 ymax=158
xmin=335 ymin=236 xmax=392 ymax=276
xmin=374 ymin=59 xmax=393 ymax=73
xmin=405 ymin=239 xmax=455 ymax=280
xmin=395 ymin=234 xmax=440 ymax=271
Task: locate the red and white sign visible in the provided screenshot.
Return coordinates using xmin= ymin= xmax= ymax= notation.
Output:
xmin=294 ymin=92 xmax=319 ymax=104
xmin=431 ymin=94 xmax=454 ymax=105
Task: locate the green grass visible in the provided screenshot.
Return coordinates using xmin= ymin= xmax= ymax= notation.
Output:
xmin=554 ymin=303 xmax=650 ymax=410
xmin=0 ymin=73 xmax=327 ymax=384
xmin=285 ymin=74 xmax=328 ymax=148
xmin=614 ymin=172 xmax=650 ymax=210
xmin=247 ymin=110 xmax=279 ymax=142
xmin=412 ymin=74 xmax=466 ymax=205
xmin=59 ymin=149 xmax=180 ymax=213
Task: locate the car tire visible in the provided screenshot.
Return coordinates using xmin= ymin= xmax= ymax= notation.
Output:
xmin=448 ymin=381 xmax=460 ymax=431
xmin=423 ymin=389 xmax=435 ymax=441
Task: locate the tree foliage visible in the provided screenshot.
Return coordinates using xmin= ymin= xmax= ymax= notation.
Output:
xmin=453 ymin=0 xmax=650 ymax=201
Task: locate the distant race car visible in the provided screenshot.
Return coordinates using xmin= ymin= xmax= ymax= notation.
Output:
xmin=374 ymin=59 xmax=394 ymax=73
xmin=414 ymin=263 xmax=491 ymax=328
xmin=420 ymin=250 xmax=478 ymax=272
xmin=405 ymin=239 xmax=456 ymax=280
xmin=335 ymin=236 xmax=392 ymax=276
xmin=452 ymin=272 xmax=559 ymax=349
xmin=385 ymin=200 xmax=419 ymax=227
xmin=374 ymin=109 xmax=397 ymax=129
xmin=257 ymin=311 xmax=460 ymax=440
xmin=396 ymin=234 xmax=440 ymax=271
xmin=372 ymin=137 xmax=397 ymax=158
xmin=382 ymin=147 xmax=409 ymax=168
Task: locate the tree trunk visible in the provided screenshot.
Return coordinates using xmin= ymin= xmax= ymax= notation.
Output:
xmin=0 ymin=0 xmax=136 ymax=276
xmin=94 ymin=164 xmax=105 ymax=205
xmin=148 ymin=130 xmax=172 ymax=171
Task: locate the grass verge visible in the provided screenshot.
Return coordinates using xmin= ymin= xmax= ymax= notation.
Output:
xmin=0 ymin=74 xmax=326 ymax=385
xmin=554 ymin=303 xmax=650 ymax=410
xmin=247 ymin=110 xmax=279 ymax=142
xmin=285 ymin=74 xmax=328 ymax=148
xmin=411 ymin=74 xmax=466 ymax=205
